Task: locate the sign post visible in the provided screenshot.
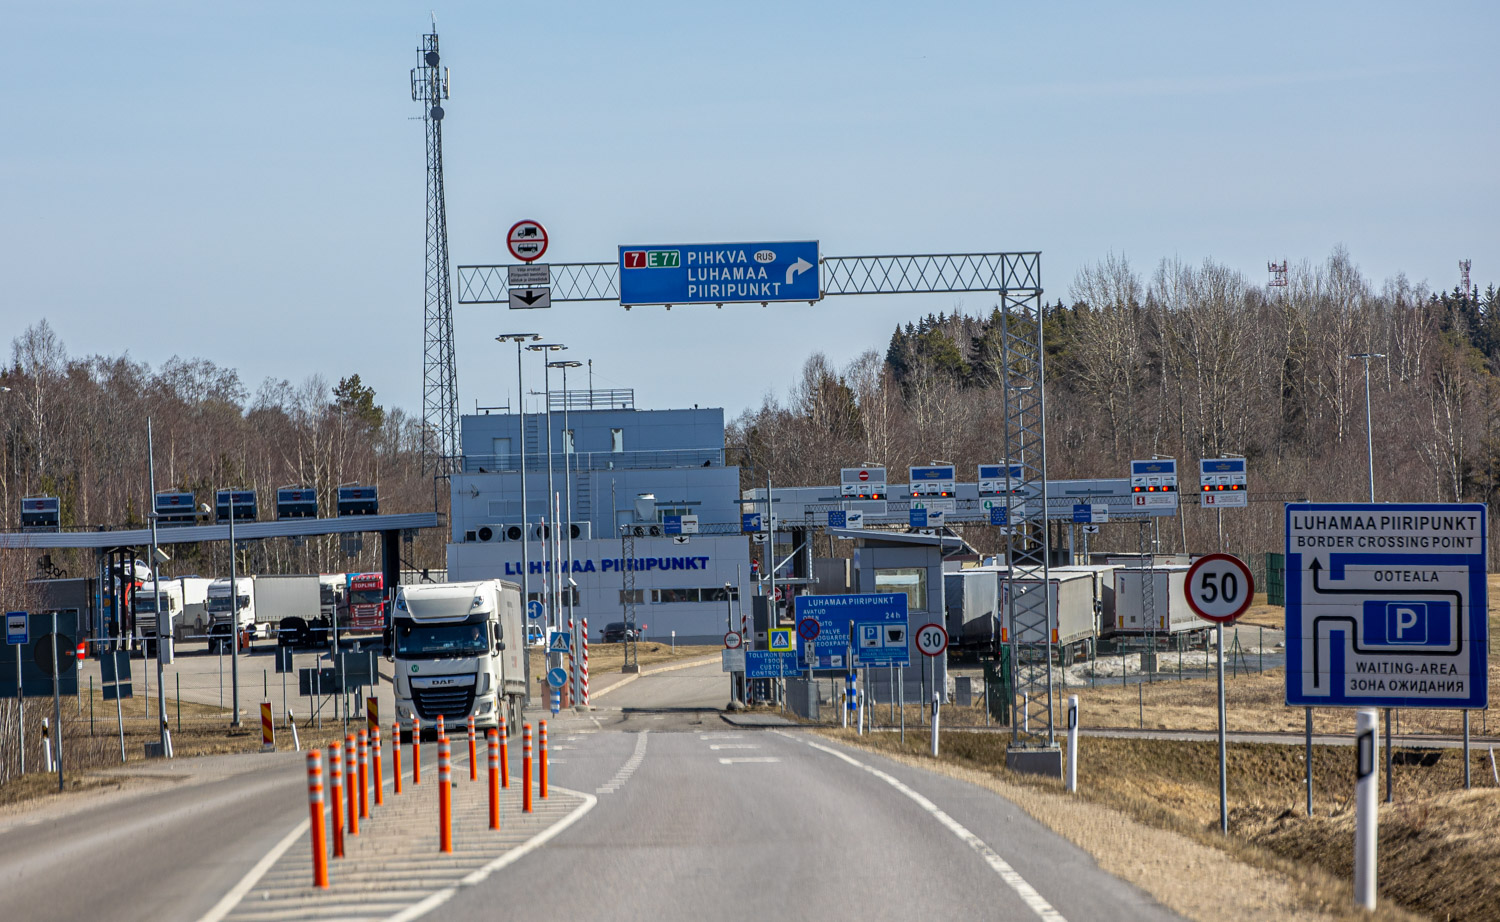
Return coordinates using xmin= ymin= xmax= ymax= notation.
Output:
xmin=1354 ymin=708 xmax=1378 ymax=911
xmin=1184 ymin=552 xmax=1255 ymax=834
xmin=916 ymin=624 xmax=948 ymax=756
xmin=7 ymin=612 xmax=25 ymax=776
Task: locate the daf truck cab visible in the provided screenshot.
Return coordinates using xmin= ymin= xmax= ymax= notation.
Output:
xmin=135 ymin=580 xmax=183 ymax=657
xmin=390 ymin=580 xmax=526 ymax=735
xmin=206 ymin=577 xmax=256 ymax=653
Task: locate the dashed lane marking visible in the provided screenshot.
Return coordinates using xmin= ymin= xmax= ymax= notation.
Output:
xmin=786 ymin=733 xmax=1067 ymax=922
xmin=717 ymin=757 xmax=781 ymax=764
xmin=708 ymin=744 xmax=761 ymax=750
xmin=595 ymin=730 xmax=649 ymax=795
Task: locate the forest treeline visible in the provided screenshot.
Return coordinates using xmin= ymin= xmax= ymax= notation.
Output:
xmin=0 ymin=320 xmax=443 ymax=580
xmin=729 ymin=248 xmax=1500 ymax=568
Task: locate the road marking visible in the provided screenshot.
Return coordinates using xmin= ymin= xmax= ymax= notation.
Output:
xmin=718 ymin=757 xmax=782 ymax=764
xmin=384 ymin=787 xmax=596 ymax=922
xmin=596 ymin=730 xmax=649 ymax=795
xmin=699 ymin=733 xmax=743 ymax=740
xmin=709 ymin=744 xmax=760 ymax=750
xmin=196 ymin=819 xmax=309 ymax=922
xmin=793 ymin=735 xmax=1066 ymax=922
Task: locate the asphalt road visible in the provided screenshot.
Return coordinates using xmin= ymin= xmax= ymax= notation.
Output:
xmin=5 ymin=657 xmax=1183 ymax=922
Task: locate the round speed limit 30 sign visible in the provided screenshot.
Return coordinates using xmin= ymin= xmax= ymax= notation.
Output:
xmin=916 ymin=623 xmax=948 ymax=657
xmin=1184 ymin=553 xmax=1255 ymax=624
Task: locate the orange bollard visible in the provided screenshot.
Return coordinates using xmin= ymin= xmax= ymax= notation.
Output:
xmin=437 ymin=714 xmax=445 ymax=742
xmin=499 ymin=709 xmax=510 ymax=789
xmin=392 ymin=721 xmax=403 ymax=795
xmin=307 ymin=751 xmax=329 ymax=888
xmin=522 ymin=723 xmax=533 ymax=814
xmin=357 ymin=730 xmax=369 ymax=819
xmin=540 ymin=720 xmax=549 ymax=799
xmin=487 ymin=729 xmax=500 ymax=830
xmin=412 ymin=718 xmax=421 ymax=786
xmin=468 ymin=714 xmax=477 ymax=782
xmin=329 ymin=741 xmax=345 ymax=858
xmin=345 ymin=734 xmax=359 ymax=837
xmin=372 ymin=726 xmax=383 ymax=806
xmin=437 ymin=736 xmax=452 ymax=853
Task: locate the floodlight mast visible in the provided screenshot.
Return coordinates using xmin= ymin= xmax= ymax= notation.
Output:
xmin=496 ymin=333 xmax=541 ymax=705
xmin=413 ymin=28 xmax=459 ymax=477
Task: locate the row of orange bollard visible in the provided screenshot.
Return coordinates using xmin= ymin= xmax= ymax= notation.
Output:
xmin=303 ymin=710 xmax=543 ymax=889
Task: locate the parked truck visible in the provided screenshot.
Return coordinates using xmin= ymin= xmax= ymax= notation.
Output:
xmin=945 ymin=566 xmax=1005 ymax=658
xmin=389 ymin=579 xmax=527 ymax=735
xmin=1111 ymin=565 xmax=1209 ymax=636
xmin=346 ymin=572 xmax=386 ymax=637
xmin=999 ymin=569 xmax=1102 ymax=663
xmin=134 ymin=580 xmax=183 ymax=656
xmin=255 ymin=575 xmax=323 ymax=649
xmin=177 ymin=577 xmax=214 ymax=637
xmin=206 ymin=577 xmax=256 ymax=653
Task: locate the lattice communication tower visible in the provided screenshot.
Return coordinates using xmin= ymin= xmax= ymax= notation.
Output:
xmin=1268 ymin=259 xmax=1288 ymax=289
xmin=412 ymin=29 xmax=460 ymax=474
xmin=1460 ymin=259 xmax=1472 ymax=301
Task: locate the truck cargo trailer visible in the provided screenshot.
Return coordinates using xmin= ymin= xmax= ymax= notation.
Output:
xmin=1110 ymin=566 xmax=1210 ymax=636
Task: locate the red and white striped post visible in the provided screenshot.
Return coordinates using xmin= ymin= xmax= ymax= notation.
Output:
xmin=539 ymin=720 xmax=549 ymax=799
xmin=436 ymin=714 xmax=445 ymax=742
xmin=437 ymin=736 xmax=453 ymax=853
xmin=411 ymin=718 xmax=421 ymax=786
xmin=487 ymin=728 xmax=500 ymax=830
xmin=345 ymin=733 xmax=359 ymax=837
xmin=392 ymin=721 xmax=403 ymax=795
xmin=371 ymin=725 xmax=383 ymax=806
xmin=499 ymin=709 xmax=510 ymax=789
xmin=329 ymin=741 xmax=345 ymax=858
xmin=468 ymin=714 xmax=477 ymax=782
xmin=306 ymin=751 xmax=329 ymax=888
xmin=581 ymin=617 xmax=590 ymax=705
xmin=522 ymin=723 xmax=533 ymax=814
xmin=357 ymin=729 xmax=369 ymax=819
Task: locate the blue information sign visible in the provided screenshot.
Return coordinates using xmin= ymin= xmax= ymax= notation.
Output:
xmin=989 ymin=505 xmax=1009 ymax=526
xmin=828 ymin=510 xmax=847 ymax=528
xmin=744 ymin=650 xmax=801 ymax=679
xmin=1073 ymin=504 xmax=1092 ymax=523
xmin=5 ymin=611 xmax=26 ymax=645
xmin=741 ymin=513 xmax=762 ymax=533
xmin=794 ymin=594 xmax=910 ymax=668
xmin=663 ymin=515 xmax=683 ymax=535
xmin=909 ymin=508 xmax=928 ymax=528
xmin=618 ymin=241 xmax=820 ymax=306
xmin=1285 ymin=503 xmax=1488 ymax=709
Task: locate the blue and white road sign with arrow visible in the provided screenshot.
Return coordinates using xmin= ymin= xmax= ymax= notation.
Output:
xmin=1285 ymin=503 xmax=1488 ymax=709
xmin=546 ymin=667 xmax=568 ymax=689
xmin=527 ymin=599 xmax=545 ymax=620
xmin=618 ymin=241 xmax=820 ymax=307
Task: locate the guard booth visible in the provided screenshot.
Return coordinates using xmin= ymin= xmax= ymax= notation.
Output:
xmin=824 ymin=528 xmax=966 ymax=706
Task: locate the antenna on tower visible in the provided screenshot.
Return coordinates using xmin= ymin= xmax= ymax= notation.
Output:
xmin=1459 ymin=259 xmax=1472 ymax=302
xmin=1268 ymin=259 xmax=1287 ymax=290
xmin=412 ymin=27 xmax=459 ymax=477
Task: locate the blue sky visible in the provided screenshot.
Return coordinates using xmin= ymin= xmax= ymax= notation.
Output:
xmin=3 ymin=1 xmax=1495 ymax=421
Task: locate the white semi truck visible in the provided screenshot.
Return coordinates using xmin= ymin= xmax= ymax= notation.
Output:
xmin=256 ymin=575 xmax=323 ymax=647
xmin=206 ymin=577 xmax=256 ymax=652
xmin=135 ymin=580 xmax=182 ymax=656
xmin=390 ymin=579 xmax=527 ymax=735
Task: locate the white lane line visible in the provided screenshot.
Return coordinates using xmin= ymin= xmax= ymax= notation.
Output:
xmin=709 ymin=744 xmax=760 ymax=750
xmin=698 ymin=733 xmax=743 ymax=740
xmin=794 ymin=736 xmax=1066 ymax=922
xmin=384 ymin=787 xmax=597 ymax=922
xmin=196 ymin=819 xmax=310 ymax=922
xmin=718 ymin=757 xmax=781 ymax=764
xmin=595 ymin=730 xmax=649 ymax=795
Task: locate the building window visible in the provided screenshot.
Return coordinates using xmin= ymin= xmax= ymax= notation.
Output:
xmin=656 ymin=507 xmax=691 ymax=521
xmin=562 ymin=429 xmax=574 ymax=454
xmin=611 ymin=428 xmax=624 ymax=453
xmin=874 ymin=567 xmax=926 ymax=610
xmin=618 ymin=589 xmax=644 ymax=605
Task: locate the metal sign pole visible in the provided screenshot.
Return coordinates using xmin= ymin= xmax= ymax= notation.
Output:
xmin=1354 ymin=709 xmax=1378 ymax=911
xmin=16 ymin=640 xmax=22 ymax=776
xmin=1305 ymin=708 xmax=1313 ymax=816
xmin=114 ymin=651 xmax=126 ymax=763
xmin=52 ymin=612 xmax=63 ymax=791
xmin=148 ymin=417 xmax=168 ymax=756
xmin=1216 ymin=622 xmax=1227 ymax=834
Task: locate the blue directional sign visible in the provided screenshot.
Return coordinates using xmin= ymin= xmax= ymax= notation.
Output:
xmin=741 ymin=513 xmax=762 ymax=533
xmin=827 ymin=510 xmax=847 ymax=528
xmin=527 ymin=600 xmax=545 ymax=620
xmin=794 ymin=593 xmax=910 ymax=668
xmin=548 ymin=630 xmax=572 ymax=654
xmin=1285 ymin=503 xmax=1487 ymax=709
xmin=5 ymin=611 xmax=26 ymax=645
xmin=744 ymin=650 xmax=802 ymax=679
xmin=909 ymin=507 xmax=928 ymax=528
xmin=618 ymin=241 xmax=820 ymax=307
xmin=663 ymin=515 xmax=683 ymax=535
xmin=546 ymin=667 xmax=568 ymax=689
xmin=909 ymin=466 xmax=956 ymax=483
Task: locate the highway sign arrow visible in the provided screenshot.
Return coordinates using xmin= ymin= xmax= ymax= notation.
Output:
xmin=785 ymin=257 xmax=813 ymax=285
xmin=509 ymin=287 xmax=552 ymax=310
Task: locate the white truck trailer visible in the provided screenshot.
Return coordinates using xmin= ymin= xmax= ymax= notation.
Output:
xmin=390 ymin=579 xmax=527 ymax=735
xmin=206 ymin=577 xmax=256 ymax=652
xmin=256 ymin=575 xmax=322 ymax=647
xmin=1002 ymin=569 xmax=1100 ymax=661
xmin=1111 ymin=565 xmax=1210 ymax=636
xmin=177 ymin=577 xmax=213 ymax=637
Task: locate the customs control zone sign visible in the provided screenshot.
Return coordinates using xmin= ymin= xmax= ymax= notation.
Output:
xmin=1286 ymin=503 xmax=1487 ymax=709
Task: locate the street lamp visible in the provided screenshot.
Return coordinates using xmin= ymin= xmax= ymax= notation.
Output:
xmin=496 ymin=334 xmax=541 ymax=693
xmin=1349 ymin=353 xmax=1387 ymax=502
xmin=549 ymin=358 xmax=583 ymax=707
xmin=145 ymin=417 xmax=171 ymax=754
xmin=528 ymin=343 xmax=567 ymax=676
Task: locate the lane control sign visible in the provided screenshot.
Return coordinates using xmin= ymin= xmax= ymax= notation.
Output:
xmin=1285 ymin=503 xmax=1488 ymax=710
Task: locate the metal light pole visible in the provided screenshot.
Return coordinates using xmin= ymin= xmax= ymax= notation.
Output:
xmin=146 ymin=419 xmax=169 ymax=754
xmin=204 ymin=494 xmax=243 ymax=727
xmin=1350 ymin=353 xmax=1385 ymax=503
xmin=550 ymin=359 xmax=583 ymax=707
xmin=497 ymin=334 xmax=540 ymax=710
xmin=529 ymin=343 xmax=567 ymax=676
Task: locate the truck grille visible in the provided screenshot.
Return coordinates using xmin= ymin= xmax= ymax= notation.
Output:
xmin=412 ymin=686 xmax=476 ymax=721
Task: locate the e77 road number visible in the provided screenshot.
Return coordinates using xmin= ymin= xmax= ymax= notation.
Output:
xmin=1184 ymin=553 xmax=1255 ymax=624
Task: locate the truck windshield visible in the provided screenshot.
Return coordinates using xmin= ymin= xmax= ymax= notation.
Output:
xmin=136 ymin=597 xmax=163 ymax=613
xmin=350 ymin=590 xmax=383 ymax=607
xmin=393 ymin=616 xmax=489 ymax=658
xmin=320 ymin=586 xmax=337 ymax=606
xmin=206 ymin=595 xmax=249 ymax=613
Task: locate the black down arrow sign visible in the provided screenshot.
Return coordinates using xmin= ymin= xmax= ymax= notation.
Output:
xmin=515 ymin=289 xmax=547 ymax=306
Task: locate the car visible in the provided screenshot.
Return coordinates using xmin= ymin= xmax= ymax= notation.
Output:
xmin=601 ymin=621 xmax=637 ymax=643
xmin=526 ymin=624 xmax=545 ymax=647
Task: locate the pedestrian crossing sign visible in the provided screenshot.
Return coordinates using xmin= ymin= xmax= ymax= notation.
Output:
xmin=549 ymin=631 xmax=572 ymax=653
xmin=768 ymin=628 xmax=794 ymax=652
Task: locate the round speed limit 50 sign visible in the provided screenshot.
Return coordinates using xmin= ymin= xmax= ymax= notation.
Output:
xmin=1184 ymin=553 xmax=1255 ymax=624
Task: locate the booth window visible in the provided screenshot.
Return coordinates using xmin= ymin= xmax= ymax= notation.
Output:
xmin=873 ymin=567 xmax=926 ymax=610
